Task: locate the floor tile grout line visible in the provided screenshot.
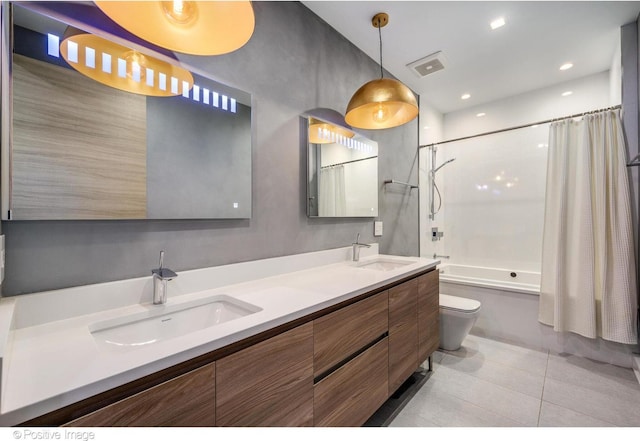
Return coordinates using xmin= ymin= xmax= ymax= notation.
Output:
xmin=537 ymin=349 xmax=550 ymax=426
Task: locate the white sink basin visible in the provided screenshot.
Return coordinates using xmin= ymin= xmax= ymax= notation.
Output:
xmin=89 ymin=295 xmax=261 ymax=350
xmin=357 ymin=258 xmax=415 ymax=271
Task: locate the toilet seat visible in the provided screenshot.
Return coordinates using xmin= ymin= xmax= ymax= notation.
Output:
xmin=440 ymin=294 xmax=481 ymax=314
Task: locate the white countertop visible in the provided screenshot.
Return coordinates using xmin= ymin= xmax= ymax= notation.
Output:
xmin=0 ymin=245 xmax=438 ymax=426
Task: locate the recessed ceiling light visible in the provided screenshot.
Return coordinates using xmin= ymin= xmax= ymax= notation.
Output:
xmin=560 ymin=62 xmax=573 ymax=71
xmin=490 ymin=17 xmax=505 ymax=30
xmin=476 ymin=112 xmax=486 ymax=117
xmin=561 ymin=91 xmax=573 ymax=97
xmin=461 ymin=93 xmax=471 ymax=100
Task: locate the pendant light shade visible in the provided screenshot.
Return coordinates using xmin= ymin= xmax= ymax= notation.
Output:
xmin=345 ymin=78 xmax=418 ymax=130
xmin=60 ymin=27 xmax=194 ymax=97
xmin=94 ymin=1 xmax=255 ymax=56
xmin=345 ymin=13 xmax=418 ymax=130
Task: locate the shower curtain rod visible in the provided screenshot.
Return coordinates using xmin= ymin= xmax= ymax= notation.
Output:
xmin=419 ymin=104 xmax=622 ymax=149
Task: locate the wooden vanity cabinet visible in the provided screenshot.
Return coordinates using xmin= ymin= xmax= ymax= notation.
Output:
xmin=36 ymin=268 xmax=439 ymax=428
xmin=418 ymin=270 xmax=440 ymax=363
xmin=65 ymin=362 xmax=216 ymax=427
xmin=388 ymin=278 xmax=419 ymax=394
xmin=312 ymin=291 xmax=389 ymax=427
xmin=215 ymin=322 xmax=314 ymax=426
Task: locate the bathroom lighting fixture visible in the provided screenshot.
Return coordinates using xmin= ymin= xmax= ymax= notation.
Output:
xmin=59 ymin=27 xmax=194 ymax=97
xmin=461 ymin=93 xmax=471 ymax=100
xmin=490 ymin=17 xmax=505 ymax=30
xmin=560 ymin=62 xmax=574 ymax=71
xmin=345 ymin=12 xmax=418 ymax=130
xmin=562 ymin=91 xmax=573 ymax=96
xmin=94 ymin=1 xmax=255 ymax=56
xmin=308 ymin=117 xmax=355 ymax=144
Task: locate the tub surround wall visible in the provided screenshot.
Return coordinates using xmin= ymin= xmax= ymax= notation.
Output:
xmin=1 ymin=2 xmax=420 ymax=296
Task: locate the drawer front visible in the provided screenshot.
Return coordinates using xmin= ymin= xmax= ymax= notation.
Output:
xmin=418 ymin=270 xmax=440 ymax=362
xmin=314 ymin=338 xmax=389 ymax=427
xmin=314 ymin=291 xmax=388 ymax=377
xmin=388 ymin=279 xmax=418 ymax=393
xmin=66 ymin=362 xmax=216 ymax=427
xmin=216 ymin=322 xmax=314 ymax=427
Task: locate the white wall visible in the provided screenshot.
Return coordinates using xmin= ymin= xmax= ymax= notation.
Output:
xmin=420 ymin=71 xmax=614 ymax=268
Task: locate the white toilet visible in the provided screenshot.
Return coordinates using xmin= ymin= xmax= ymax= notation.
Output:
xmin=439 ymin=294 xmax=481 ymax=351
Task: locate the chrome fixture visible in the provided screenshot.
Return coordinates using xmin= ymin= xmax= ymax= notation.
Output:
xmin=352 ymin=233 xmax=371 ymax=262
xmin=429 ymin=146 xmax=456 ymax=220
xmin=433 ymin=254 xmax=450 ymax=259
xmin=152 ymin=250 xmax=178 ymax=305
xmin=384 ymin=179 xmax=418 ymax=189
xmin=431 ymin=227 xmax=444 ymax=241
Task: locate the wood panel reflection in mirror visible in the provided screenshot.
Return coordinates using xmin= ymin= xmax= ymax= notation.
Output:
xmin=5 ymin=4 xmax=252 ymax=220
xmin=306 ymin=114 xmax=378 ymax=218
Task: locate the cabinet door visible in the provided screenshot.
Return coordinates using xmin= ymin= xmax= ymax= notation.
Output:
xmin=314 ymin=292 xmax=388 ymax=377
xmin=418 ymin=270 xmax=440 ymax=363
xmin=388 ymin=278 xmax=418 ymax=394
xmin=66 ymin=362 xmax=216 ymax=427
xmin=314 ymin=338 xmax=388 ymax=427
xmin=216 ymin=323 xmax=314 ymax=426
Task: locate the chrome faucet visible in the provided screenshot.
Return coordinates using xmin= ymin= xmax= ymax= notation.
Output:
xmin=352 ymin=233 xmax=371 ymax=262
xmin=152 ymin=250 xmax=177 ymax=305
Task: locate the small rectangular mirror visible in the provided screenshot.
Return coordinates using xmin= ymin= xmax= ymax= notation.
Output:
xmin=306 ymin=114 xmax=378 ymax=217
xmin=3 ymin=3 xmax=252 ymax=220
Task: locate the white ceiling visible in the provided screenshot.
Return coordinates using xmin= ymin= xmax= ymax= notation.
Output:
xmin=303 ymin=1 xmax=640 ymax=114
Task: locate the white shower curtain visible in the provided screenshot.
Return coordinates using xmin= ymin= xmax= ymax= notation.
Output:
xmin=539 ymin=109 xmax=638 ymax=345
xmin=319 ymin=165 xmax=346 ymax=216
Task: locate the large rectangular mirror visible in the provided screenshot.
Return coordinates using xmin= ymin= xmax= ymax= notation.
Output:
xmin=2 ymin=2 xmax=252 ymax=220
xmin=306 ymin=113 xmax=378 ymax=217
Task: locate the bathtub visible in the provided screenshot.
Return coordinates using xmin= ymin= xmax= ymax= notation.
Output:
xmin=437 ymin=263 xmax=634 ymax=368
xmin=438 ymin=264 xmax=540 ymax=295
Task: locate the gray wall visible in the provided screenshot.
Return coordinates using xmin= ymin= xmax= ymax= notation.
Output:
xmin=2 ymin=2 xmax=420 ymax=296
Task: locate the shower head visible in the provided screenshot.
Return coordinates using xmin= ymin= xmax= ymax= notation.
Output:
xmin=432 ymin=157 xmax=456 ymax=174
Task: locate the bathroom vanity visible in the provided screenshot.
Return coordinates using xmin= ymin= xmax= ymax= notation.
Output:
xmin=0 ymin=245 xmax=439 ymax=426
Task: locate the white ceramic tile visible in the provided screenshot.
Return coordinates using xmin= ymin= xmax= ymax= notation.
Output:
xmin=429 ymin=364 xmax=541 ymax=425
xmin=538 ymin=401 xmax=615 ymax=427
xmin=543 ymin=377 xmax=640 ymax=426
xmin=439 ymin=352 xmax=545 ymax=399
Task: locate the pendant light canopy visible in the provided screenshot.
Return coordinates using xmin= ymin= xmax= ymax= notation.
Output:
xmin=94 ymin=1 xmax=255 ymax=56
xmin=60 ymin=27 xmax=194 ymax=97
xmin=345 ymin=13 xmax=418 ymax=130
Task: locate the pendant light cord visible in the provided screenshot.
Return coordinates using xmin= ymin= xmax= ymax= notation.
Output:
xmin=378 ymin=24 xmax=384 ymax=79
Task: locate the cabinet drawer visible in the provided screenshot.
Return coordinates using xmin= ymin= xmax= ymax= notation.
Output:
xmin=66 ymin=362 xmax=216 ymax=427
xmin=388 ymin=279 xmax=418 ymax=393
xmin=314 ymin=291 xmax=388 ymax=376
xmin=314 ymin=338 xmax=388 ymax=427
xmin=216 ymin=323 xmax=314 ymax=427
xmin=418 ymin=270 xmax=439 ymax=362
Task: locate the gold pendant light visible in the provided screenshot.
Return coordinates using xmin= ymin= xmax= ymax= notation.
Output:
xmin=345 ymin=13 xmax=418 ymax=130
xmin=60 ymin=27 xmax=194 ymax=97
xmin=94 ymin=1 xmax=255 ymax=56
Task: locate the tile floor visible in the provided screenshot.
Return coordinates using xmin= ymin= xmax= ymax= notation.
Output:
xmin=387 ymin=334 xmax=640 ymax=427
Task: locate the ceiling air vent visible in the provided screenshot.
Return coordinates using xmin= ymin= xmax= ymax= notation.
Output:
xmin=407 ymin=51 xmax=446 ymax=78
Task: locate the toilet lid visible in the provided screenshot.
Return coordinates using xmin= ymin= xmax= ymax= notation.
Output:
xmin=440 ymin=294 xmax=481 ymax=313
